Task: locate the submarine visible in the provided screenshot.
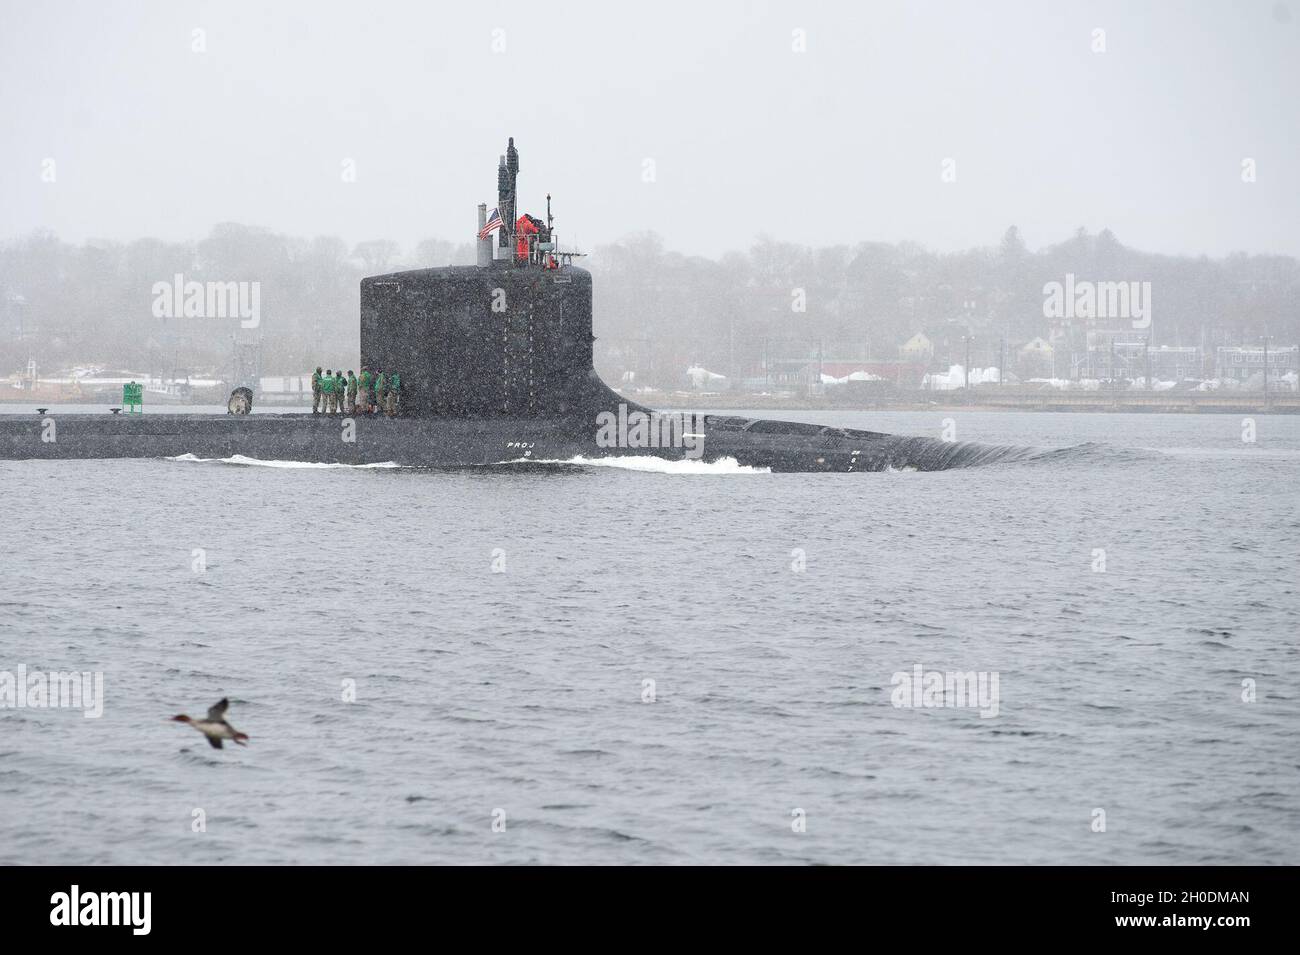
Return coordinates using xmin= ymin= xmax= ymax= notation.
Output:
xmin=0 ymin=138 xmax=1027 ymax=472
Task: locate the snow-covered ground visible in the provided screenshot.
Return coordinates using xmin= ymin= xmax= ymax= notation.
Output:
xmin=922 ymin=364 xmax=1001 ymax=390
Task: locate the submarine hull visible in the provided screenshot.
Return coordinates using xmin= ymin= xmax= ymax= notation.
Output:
xmin=0 ymin=411 xmax=1026 ymax=471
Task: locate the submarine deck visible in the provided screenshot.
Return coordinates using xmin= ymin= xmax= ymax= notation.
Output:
xmin=0 ymin=410 xmax=1027 ymax=471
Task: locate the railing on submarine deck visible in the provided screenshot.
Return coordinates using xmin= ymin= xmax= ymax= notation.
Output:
xmin=507 ymin=231 xmax=584 ymax=268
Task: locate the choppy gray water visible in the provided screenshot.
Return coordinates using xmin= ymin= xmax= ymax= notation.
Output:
xmin=1 ymin=409 xmax=1297 ymax=865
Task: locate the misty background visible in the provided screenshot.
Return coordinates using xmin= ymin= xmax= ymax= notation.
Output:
xmin=1 ymin=0 xmax=1297 ymax=385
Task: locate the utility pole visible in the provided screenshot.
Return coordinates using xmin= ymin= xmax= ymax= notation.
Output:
xmin=1261 ymin=335 xmax=1272 ymax=411
xmin=728 ymin=317 xmax=735 ymax=386
xmin=961 ymin=334 xmax=973 ymax=400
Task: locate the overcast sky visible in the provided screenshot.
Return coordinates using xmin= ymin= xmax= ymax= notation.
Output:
xmin=2 ymin=0 xmax=1297 ymax=258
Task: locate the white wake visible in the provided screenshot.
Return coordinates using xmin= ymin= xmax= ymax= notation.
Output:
xmin=503 ymin=455 xmax=769 ymax=474
xmin=168 ymin=453 xmax=400 ymax=469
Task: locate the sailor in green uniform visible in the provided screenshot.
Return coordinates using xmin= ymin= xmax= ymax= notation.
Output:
xmin=346 ymin=370 xmax=358 ymax=415
xmin=322 ymin=368 xmax=336 ymax=414
xmin=386 ymin=371 xmax=400 ymax=416
xmin=358 ymin=367 xmax=371 ymax=414
xmin=311 ymin=366 xmax=323 ymax=414
xmin=373 ymin=371 xmax=386 ymax=416
xmin=334 ymin=370 xmax=346 ymax=414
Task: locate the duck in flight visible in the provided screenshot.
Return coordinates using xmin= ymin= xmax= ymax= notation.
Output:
xmin=171 ymin=698 xmax=249 ymax=750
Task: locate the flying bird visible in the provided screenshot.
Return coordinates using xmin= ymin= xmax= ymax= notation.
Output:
xmin=171 ymin=697 xmax=249 ymax=750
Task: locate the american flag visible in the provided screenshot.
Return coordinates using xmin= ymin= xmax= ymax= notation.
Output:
xmin=477 ymin=208 xmax=504 ymax=239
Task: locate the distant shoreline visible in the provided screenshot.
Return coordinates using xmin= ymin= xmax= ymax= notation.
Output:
xmin=634 ymin=391 xmax=1300 ymax=415
xmin=2 ymin=391 xmax=1295 ymax=415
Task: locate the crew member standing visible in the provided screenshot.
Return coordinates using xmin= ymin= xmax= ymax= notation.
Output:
xmin=311 ymin=366 xmax=323 ymax=414
xmin=514 ymin=214 xmax=539 ymax=264
xmin=386 ymin=371 xmax=400 ymax=416
xmin=323 ymin=368 xmax=335 ymax=413
xmin=358 ymin=367 xmax=371 ymax=414
xmin=373 ymin=370 xmax=386 ymax=415
xmin=334 ymin=370 xmax=346 ymax=414
xmin=346 ymin=370 xmax=358 ymax=414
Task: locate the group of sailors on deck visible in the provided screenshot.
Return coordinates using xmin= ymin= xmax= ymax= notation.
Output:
xmin=311 ymin=367 xmax=401 ymax=416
